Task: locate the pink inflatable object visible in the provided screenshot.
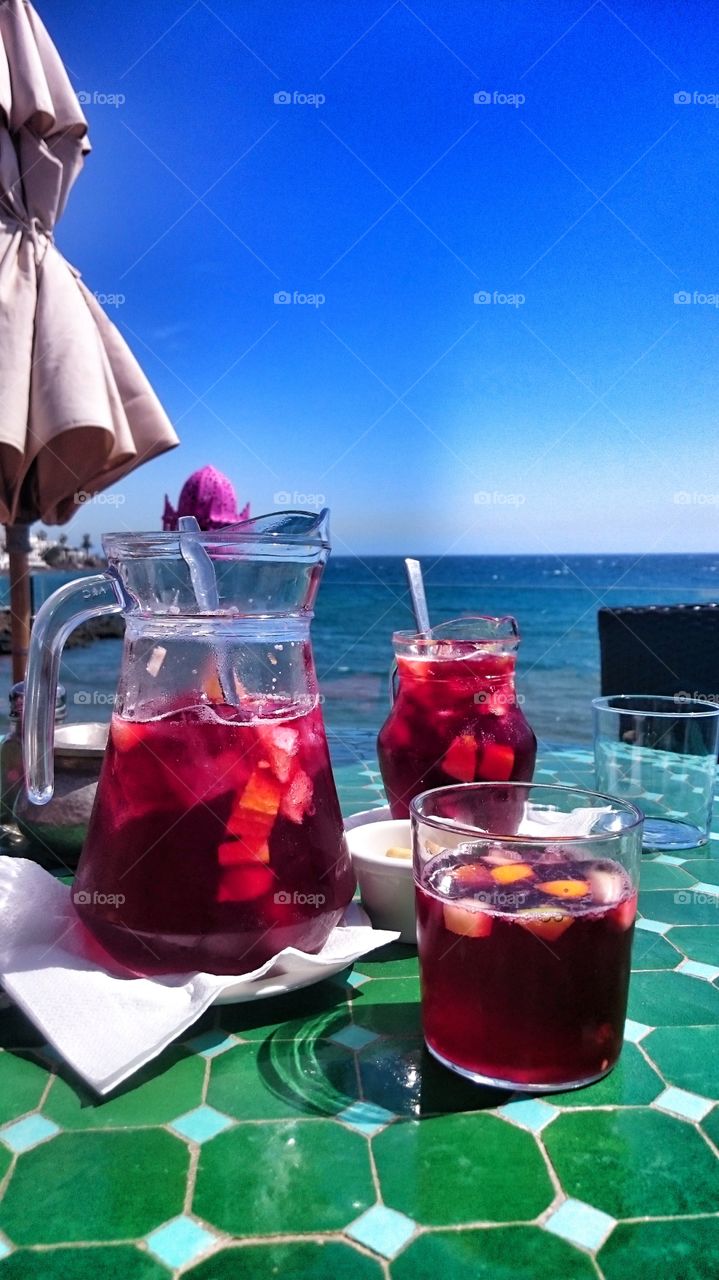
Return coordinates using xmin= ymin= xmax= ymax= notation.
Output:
xmin=163 ymin=466 xmax=250 ymax=531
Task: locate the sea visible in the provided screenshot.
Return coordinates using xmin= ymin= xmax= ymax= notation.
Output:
xmin=2 ymin=554 xmax=718 ymax=750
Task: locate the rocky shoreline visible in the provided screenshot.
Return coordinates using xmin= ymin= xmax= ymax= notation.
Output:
xmin=0 ymin=611 xmax=124 ymax=654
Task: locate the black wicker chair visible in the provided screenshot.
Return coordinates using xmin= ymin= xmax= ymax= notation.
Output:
xmin=597 ymin=604 xmax=719 ymax=700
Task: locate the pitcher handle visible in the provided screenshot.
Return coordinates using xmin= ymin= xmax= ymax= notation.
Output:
xmin=388 ymin=660 xmax=398 ymax=707
xmin=24 ymin=571 xmax=126 ymax=804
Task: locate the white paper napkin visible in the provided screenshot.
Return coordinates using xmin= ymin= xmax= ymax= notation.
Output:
xmin=517 ymin=805 xmax=615 ymax=838
xmin=0 ymin=857 xmax=398 ymax=1094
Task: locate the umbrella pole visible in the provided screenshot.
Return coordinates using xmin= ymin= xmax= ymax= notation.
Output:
xmin=7 ymin=523 xmax=32 ymax=684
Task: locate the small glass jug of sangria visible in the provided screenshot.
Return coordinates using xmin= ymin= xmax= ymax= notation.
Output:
xmin=377 ymin=616 xmax=537 ymax=818
xmin=22 ymin=510 xmax=355 ymax=975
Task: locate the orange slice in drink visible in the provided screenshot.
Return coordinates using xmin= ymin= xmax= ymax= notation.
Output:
xmin=217 ymin=862 xmax=274 ymax=902
xmin=201 ymin=659 xmax=246 ymax=704
xmin=111 ymin=717 xmax=146 ymax=752
xmin=454 ymin=862 xmax=492 ymax=887
xmin=516 ymin=907 xmax=573 ymax=942
xmin=218 ymin=839 xmax=269 ymax=866
xmin=441 ymin=734 xmax=477 ymax=782
xmin=226 ymin=768 xmax=282 ymax=859
xmin=490 ymin=863 xmax=534 ymax=885
xmin=476 ymin=742 xmax=514 ymax=781
xmin=443 ymin=901 xmax=493 ymax=938
xmin=537 ymin=879 xmax=590 ymax=899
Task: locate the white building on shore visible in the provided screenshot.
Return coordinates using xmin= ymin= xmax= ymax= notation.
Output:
xmin=0 ymin=529 xmax=94 ymax=572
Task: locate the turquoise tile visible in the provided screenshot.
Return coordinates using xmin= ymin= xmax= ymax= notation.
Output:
xmin=690 ymin=882 xmax=719 ymax=898
xmin=169 ymin=1106 xmax=234 ymax=1144
xmin=635 ymin=918 xmax=671 ymax=935
xmin=653 ymin=1087 xmax=714 ymax=1123
xmin=337 ymin=1101 xmax=396 ymax=1137
xmin=497 ymin=1098 xmax=559 ymax=1133
xmin=624 ymin=1019 xmax=653 ymax=1043
xmin=640 ymin=890 xmax=719 ymax=927
xmin=629 ymin=971 xmax=719 ymax=1026
xmin=345 ymin=972 xmax=370 ymax=989
xmin=346 ymin=1205 xmax=416 ymax=1258
xmin=544 ymin=1198 xmax=616 ymax=1251
xmin=678 ymin=960 xmax=719 ymax=982
xmin=183 ymin=1030 xmax=239 ymax=1059
xmin=0 ymin=1238 xmax=10 ymax=1261
xmin=639 ymin=863 xmax=695 ymax=890
xmin=0 ymin=1115 xmax=59 ymax=1153
xmin=145 ymin=1216 xmax=218 ymax=1269
xmin=682 ymin=860 xmax=719 ymax=887
xmin=631 ymin=930 xmax=682 ymax=970
xmin=330 ymin=1024 xmax=380 ymax=1052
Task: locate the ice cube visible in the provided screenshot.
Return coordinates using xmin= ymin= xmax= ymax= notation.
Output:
xmin=484 ymin=845 xmax=525 ymax=865
xmin=280 ymin=769 xmax=314 ymax=824
xmin=588 ymin=867 xmax=624 ymax=905
xmin=257 ymin=724 xmax=299 ymax=782
xmin=146 ymin=646 xmax=167 ymax=678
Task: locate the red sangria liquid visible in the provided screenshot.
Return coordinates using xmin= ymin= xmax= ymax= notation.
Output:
xmin=415 ymin=847 xmax=637 ymax=1089
xmin=73 ymin=699 xmax=354 ymax=975
xmin=378 ymin=643 xmax=537 ymax=819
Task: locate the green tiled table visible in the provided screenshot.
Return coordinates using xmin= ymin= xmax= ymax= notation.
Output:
xmin=2 ymin=746 xmax=719 ymax=1277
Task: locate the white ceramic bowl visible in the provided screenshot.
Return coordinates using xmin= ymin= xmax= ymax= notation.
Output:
xmin=345 ymin=818 xmax=415 ymax=943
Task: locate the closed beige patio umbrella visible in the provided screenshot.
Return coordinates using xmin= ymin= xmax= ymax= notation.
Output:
xmin=0 ymin=0 xmax=179 ymax=679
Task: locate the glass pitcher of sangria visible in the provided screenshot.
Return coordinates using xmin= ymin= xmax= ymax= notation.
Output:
xmin=377 ymin=616 xmax=537 ymax=818
xmin=23 ymin=511 xmax=355 ymax=975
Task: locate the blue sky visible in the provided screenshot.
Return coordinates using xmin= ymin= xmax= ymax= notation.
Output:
xmin=43 ymin=0 xmax=719 ymax=554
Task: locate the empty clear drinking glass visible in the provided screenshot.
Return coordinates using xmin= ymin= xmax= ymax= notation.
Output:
xmin=592 ymin=695 xmax=719 ymax=851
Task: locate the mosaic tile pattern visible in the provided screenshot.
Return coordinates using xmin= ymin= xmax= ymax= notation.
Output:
xmin=1 ymin=746 xmax=719 ymax=1278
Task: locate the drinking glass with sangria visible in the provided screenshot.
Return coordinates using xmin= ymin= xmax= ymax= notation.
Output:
xmin=378 ymin=617 xmax=537 ymax=818
xmin=411 ymin=783 xmax=643 ymax=1090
